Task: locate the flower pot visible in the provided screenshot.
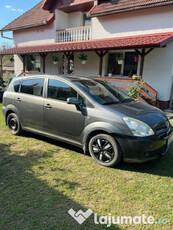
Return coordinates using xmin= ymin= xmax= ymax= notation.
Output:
xmin=118 ymin=60 xmax=123 ymax=65
xmin=53 ymin=61 xmax=58 ymax=65
xmin=108 ymin=73 xmax=112 ymax=77
xmin=81 ymin=60 xmax=86 ymax=64
xmin=31 ymin=60 xmax=35 ymax=64
xmin=134 ymin=57 xmax=139 ymax=63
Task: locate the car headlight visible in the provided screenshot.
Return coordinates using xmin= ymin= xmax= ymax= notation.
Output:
xmin=123 ymin=117 xmax=154 ymax=137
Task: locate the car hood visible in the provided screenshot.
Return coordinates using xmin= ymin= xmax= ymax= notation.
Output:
xmin=108 ymin=100 xmax=167 ymax=126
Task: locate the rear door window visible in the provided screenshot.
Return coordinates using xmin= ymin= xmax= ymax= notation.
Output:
xmin=21 ymin=78 xmax=44 ymax=97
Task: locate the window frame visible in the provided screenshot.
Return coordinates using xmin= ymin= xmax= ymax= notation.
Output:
xmin=107 ymin=51 xmax=139 ymax=77
xmin=46 ymin=77 xmax=85 ymax=105
xmin=20 ymin=77 xmax=45 ymax=98
xmin=13 ymin=80 xmax=21 ymax=93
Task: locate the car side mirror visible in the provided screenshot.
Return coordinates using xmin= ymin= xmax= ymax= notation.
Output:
xmin=67 ymin=97 xmax=80 ymax=105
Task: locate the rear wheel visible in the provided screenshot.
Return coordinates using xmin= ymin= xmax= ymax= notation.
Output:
xmin=89 ymin=134 xmax=121 ymax=167
xmin=7 ymin=113 xmax=22 ymax=135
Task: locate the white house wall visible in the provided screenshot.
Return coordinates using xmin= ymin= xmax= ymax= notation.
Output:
xmin=74 ymin=52 xmax=101 ymax=77
xmin=13 ymin=23 xmax=55 ymax=47
xmin=92 ymin=6 xmax=173 ymax=39
xmin=143 ymin=42 xmax=173 ymax=101
xmin=68 ymin=12 xmax=83 ymax=28
xmin=45 ymin=53 xmax=62 ymax=75
xmin=55 ymin=9 xmax=84 ymax=30
xmin=55 ymin=10 xmax=68 ymax=30
xmin=14 ymin=55 xmax=23 ymax=76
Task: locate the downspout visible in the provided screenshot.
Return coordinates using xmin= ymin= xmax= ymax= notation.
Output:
xmin=1 ymin=31 xmax=13 ymax=40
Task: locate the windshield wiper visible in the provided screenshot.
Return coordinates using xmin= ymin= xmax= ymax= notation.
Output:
xmin=119 ymin=98 xmax=135 ymax=103
xmin=102 ymin=101 xmax=119 ymax=105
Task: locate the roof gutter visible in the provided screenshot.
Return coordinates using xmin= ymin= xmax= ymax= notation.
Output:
xmin=1 ymin=31 xmax=13 ymax=40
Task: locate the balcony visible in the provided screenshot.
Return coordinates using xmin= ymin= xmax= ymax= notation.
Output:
xmin=56 ymin=25 xmax=92 ymax=43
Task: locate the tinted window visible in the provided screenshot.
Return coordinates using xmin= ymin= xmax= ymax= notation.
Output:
xmin=21 ymin=78 xmax=44 ymax=97
xmin=14 ymin=81 xmax=20 ymax=92
xmin=74 ymin=79 xmax=130 ymax=105
xmin=48 ymin=79 xmax=77 ymax=101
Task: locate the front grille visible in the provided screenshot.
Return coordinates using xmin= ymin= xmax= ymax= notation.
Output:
xmin=154 ymin=121 xmax=171 ymax=139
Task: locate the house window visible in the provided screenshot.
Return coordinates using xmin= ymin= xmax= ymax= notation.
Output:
xmin=107 ymin=52 xmax=139 ymax=77
xmin=83 ymin=13 xmax=91 ymax=26
xmin=98 ymin=0 xmax=109 ymax=5
xmin=26 ymin=55 xmax=41 ymax=72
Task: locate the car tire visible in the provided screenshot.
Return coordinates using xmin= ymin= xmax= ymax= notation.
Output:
xmin=89 ymin=134 xmax=122 ymax=167
xmin=7 ymin=113 xmax=22 ymax=135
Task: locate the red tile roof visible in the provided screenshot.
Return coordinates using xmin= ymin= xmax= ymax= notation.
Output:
xmin=1 ymin=1 xmax=54 ymax=32
xmin=3 ymin=60 xmax=14 ymax=67
xmin=89 ymin=0 xmax=173 ymax=17
xmin=0 ymin=32 xmax=173 ymax=55
xmin=42 ymin=0 xmax=93 ymax=11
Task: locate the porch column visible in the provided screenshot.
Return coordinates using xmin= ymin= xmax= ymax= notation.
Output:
xmin=40 ymin=53 xmax=47 ymax=73
xmin=95 ymin=50 xmax=108 ymax=77
xmin=21 ymin=54 xmax=26 ymax=73
xmin=135 ymin=48 xmax=154 ymax=78
xmin=0 ymin=55 xmax=3 ymax=77
xmin=139 ymin=49 xmax=145 ymax=77
xmin=64 ymin=52 xmax=74 ymax=74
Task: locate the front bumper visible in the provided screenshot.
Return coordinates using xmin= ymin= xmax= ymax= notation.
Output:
xmin=116 ymin=128 xmax=173 ymax=163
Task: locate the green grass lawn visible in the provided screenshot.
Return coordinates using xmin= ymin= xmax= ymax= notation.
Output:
xmin=0 ymin=103 xmax=173 ymax=230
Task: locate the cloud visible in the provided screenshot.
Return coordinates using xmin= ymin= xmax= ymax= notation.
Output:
xmin=5 ymin=5 xmax=12 ymax=8
xmin=11 ymin=8 xmax=24 ymax=12
xmin=5 ymin=5 xmax=24 ymax=12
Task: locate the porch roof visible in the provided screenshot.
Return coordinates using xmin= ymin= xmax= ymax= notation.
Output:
xmin=0 ymin=32 xmax=173 ymax=55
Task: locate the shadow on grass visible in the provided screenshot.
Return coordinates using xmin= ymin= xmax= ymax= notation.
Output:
xmin=22 ymin=131 xmax=84 ymax=154
xmin=23 ymin=131 xmax=173 ymax=178
xmin=0 ymin=143 xmax=121 ymax=230
xmin=117 ymin=152 xmax=173 ymax=178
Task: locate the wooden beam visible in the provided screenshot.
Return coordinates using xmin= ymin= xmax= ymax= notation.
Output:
xmin=95 ymin=50 xmax=108 ymax=77
xmin=135 ymin=48 xmax=154 ymax=78
xmin=40 ymin=53 xmax=47 ymax=73
xmin=139 ymin=49 xmax=145 ymax=78
xmin=21 ymin=54 xmax=26 ymax=73
xmin=0 ymin=55 xmax=3 ymax=77
xmin=145 ymin=48 xmax=154 ymax=56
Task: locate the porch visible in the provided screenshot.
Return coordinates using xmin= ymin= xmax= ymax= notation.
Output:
xmin=0 ymin=32 xmax=173 ymax=109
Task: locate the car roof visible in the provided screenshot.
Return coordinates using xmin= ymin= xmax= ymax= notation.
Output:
xmin=14 ymin=74 xmax=97 ymax=83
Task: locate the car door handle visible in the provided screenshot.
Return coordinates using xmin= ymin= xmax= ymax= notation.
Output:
xmin=45 ymin=104 xmax=52 ymax=109
xmin=17 ymin=98 xmax=21 ymax=102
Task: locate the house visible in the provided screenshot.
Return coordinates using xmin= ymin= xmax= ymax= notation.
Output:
xmin=1 ymin=0 xmax=173 ymax=109
xmin=2 ymin=59 xmax=15 ymax=77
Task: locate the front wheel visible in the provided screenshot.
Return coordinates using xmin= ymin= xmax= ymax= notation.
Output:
xmin=7 ymin=113 xmax=22 ymax=135
xmin=89 ymin=134 xmax=122 ymax=167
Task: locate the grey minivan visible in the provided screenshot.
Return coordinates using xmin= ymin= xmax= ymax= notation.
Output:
xmin=2 ymin=75 xmax=173 ymax=167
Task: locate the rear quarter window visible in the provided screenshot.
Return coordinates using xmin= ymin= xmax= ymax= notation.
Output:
xmin=14 ymin=80 xmax=21 ymax=92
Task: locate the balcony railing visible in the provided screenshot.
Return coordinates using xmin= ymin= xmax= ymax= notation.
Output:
xmin=56 ymin=25 xmax=92 ymax=43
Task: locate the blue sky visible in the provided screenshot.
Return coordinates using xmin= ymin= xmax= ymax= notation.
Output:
xmin=0 ymin=0 xmax=41 ymax=48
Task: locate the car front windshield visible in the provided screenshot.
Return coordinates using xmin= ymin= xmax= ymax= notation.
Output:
xmin=73 ymin=79 xmax=132 ymax=105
